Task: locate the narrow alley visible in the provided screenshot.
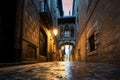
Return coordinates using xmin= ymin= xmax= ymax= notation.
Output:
xmin=0 ymin=0 xmax=120 ymax=80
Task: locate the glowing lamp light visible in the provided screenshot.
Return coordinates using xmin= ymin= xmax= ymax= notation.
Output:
xmin=62 ymin=46 xmax=64 ymax=50
xmin=53 ymin=29 xmax=58 ymax=36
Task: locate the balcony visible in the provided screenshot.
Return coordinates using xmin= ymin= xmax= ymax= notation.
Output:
xmin=39 ymin=1 xmax=52 ymax=29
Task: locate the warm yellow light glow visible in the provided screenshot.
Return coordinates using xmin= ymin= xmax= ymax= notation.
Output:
xmin=53 ymin=29 xmax=58 ymax=36
xmin=62 ymin=46 xmax=64 ymax=50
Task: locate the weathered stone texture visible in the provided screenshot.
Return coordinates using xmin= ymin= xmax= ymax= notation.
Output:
xmin=74 ymin=0 xmax=120 ymax=65
xmin=0 ymin=61 xmax=120 ymax=80
xmin=22 ymin=0 xmax=40 ymax=61
xmin=23 ymin=0 xmax=39 ymax=46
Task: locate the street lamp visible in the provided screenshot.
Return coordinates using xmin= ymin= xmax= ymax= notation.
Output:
xmin=61 ymin=46 xmax=64 ymax=50
xmin=52 ymin=28 xmax=58 ymax=61
xmin=53 ymin=29 xmax=58 ymax=36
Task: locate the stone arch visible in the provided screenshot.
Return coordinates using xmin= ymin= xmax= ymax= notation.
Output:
xmin=58 ymin=41 xmax=75 ymax=49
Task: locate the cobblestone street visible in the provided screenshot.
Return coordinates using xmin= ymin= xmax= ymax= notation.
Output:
xmin=0 ymin=61 xmax=120 ymax=80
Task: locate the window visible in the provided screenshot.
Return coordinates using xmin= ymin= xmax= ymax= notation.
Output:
xmin=40 ymin=0 xmax=47 ymax=12
xmin=40 ymin=0 xmax=45 ymax=12
xmin=64 ymin=31 xmax=71 ymax=37
xmin=89 ymin=33 xmax=95 ymax=52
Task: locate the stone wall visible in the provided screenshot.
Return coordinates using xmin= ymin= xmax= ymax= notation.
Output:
xmin=96 ymin=0 xmax=120 ymax=65
xmin=73 ymin=0 xmax=120 ymax=65
xmin=22 ymin=0 xmax=40 ymax=61
xmin=22 ymin=0 xmax=56 ymax=62
xmin=0 ymin=0 xmax=59 ymax=62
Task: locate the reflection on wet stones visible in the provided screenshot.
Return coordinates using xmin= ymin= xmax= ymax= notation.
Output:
xmin=0 ymin=61 xmax=120 ymax=80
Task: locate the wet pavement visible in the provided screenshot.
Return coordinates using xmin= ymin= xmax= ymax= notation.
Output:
xmin=0 ymin=61 xmax=120 ymax=80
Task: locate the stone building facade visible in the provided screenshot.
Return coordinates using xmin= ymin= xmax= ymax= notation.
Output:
xmin=0 ymin=0 xmax=63 ymax=63
xmin=72 ymin=0 xmax=120 ymax=65
xmin=22 ymin=0 xmax=40 ymax=61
